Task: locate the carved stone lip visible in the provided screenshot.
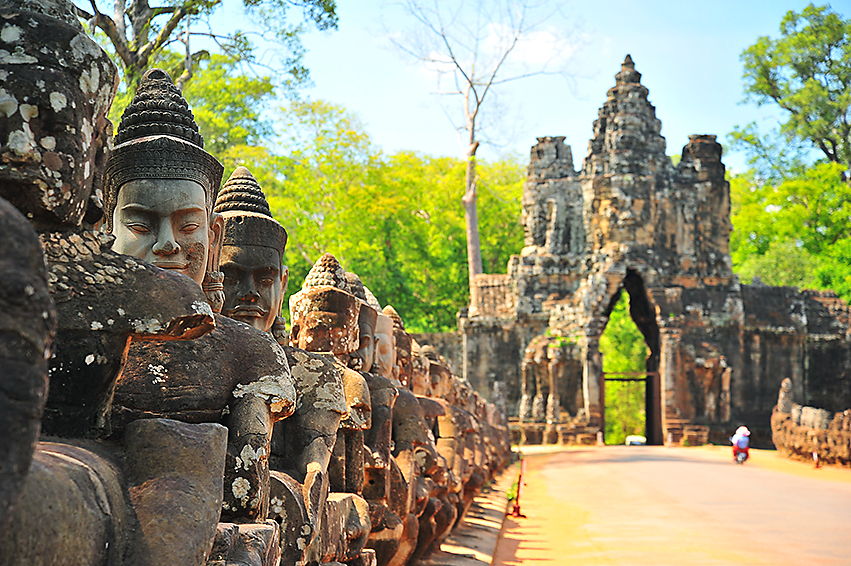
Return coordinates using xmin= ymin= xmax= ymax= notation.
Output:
xmin=151 ymin=260 xmax=190 ymax=269
xmin=228 ymin=306 xmax=267 ymax=317
xmin=135 ymin=313 xmax=215 ymax=341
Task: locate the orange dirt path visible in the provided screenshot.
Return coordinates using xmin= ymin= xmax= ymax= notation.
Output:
xmin=493 ymin=445 xmax=851 ymax=565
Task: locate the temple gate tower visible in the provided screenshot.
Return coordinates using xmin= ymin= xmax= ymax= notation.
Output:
xmin=458 ymin=56 xmax=851 ymax=446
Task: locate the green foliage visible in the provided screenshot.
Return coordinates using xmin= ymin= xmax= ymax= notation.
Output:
xmin=262 ymin=100 xmax=524 ymax=332
xmin=182 ymin=55 xmax=275 ymax=155
xmin=730 ymin=161 xmax=851 ymax=295
xmin=506 ymin=477 xmax=519 ymax=502
xmin=737 ymin=3 xmax=851 ymax=172
xmin=107 ymin=52 xmax=276 ymax=160
xmin=600 ymin=293 xmax=647 ymax=445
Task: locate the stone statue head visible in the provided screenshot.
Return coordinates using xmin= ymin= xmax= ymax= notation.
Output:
xmin=0 ymin=0 xmax=118 ymax=230
xmin=214 ymin=167 xmax=288 ymax=332
xmin=383 ymin=305 xmax=412 ymax=386
xmin=422 ymin=345 xmax=451 ymax=399
xmin=409 ymin=340 xmax=432 ymax=396
xmin=104 ymin=69 xmax=224 ymax=287
xmin=344 ymin=272 xmax=377 ymax=373
xmin=374 ymin=313 xmax=396 ymax=380
xmin=290 ymin=253 xmax=360 ymax=356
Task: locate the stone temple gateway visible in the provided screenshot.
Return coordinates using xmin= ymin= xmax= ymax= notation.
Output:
xmin=453 ymin=55 xmax=851 ymax=446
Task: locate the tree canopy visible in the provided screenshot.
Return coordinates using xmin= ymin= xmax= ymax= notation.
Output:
xmin=734 ymin=3 xmax=851 ymax=177
xmin=77 ymin=0 xmax=336 ymax=90
xmin=260 ymin=101 xmax=525 ymax=332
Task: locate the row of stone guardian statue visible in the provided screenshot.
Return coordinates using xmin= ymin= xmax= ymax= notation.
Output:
xmin=0 ymin=1 xmax=510 ymax=565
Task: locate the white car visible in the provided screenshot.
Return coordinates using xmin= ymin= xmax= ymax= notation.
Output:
xmin=625 ymin=435 xmax=646 ymax=446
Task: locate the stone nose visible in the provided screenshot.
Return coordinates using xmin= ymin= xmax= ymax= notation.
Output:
xmin=152 ymin=230 xmax=179 ymax=255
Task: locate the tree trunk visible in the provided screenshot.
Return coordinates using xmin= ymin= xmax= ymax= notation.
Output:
xmin=463 ymin=136 xmax=483 ymax=313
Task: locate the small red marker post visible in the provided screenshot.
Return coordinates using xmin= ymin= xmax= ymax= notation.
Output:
xmin=511 ymin=458 xmax=527 ymax=518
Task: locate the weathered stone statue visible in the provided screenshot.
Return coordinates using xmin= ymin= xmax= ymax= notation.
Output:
xmin=343 ymin=272 xmax=405 ymax=566
xmin=289 ymin=254 xmax=374 ymax=563
xmin=409 ymin=340 xmax=432 ymax=396
xmin=0 ymin=4 xmax=230 ymax=564
xmin=375 ymin=311 xmax=398 ymax=382
xmin=214 ymin=167 xmax=350 ymax=563
xmin=105 ymin=69 xmax=297 ymax=527
xmin=383 ymin=306 xmax=413 ymax=387
xmin=519 ymin=334 xmax=548 ymax=422
xmin=0 ymin=197 xmax=55 ymax=532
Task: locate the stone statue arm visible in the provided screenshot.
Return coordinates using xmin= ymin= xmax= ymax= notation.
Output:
xmin=278 ymin=347 xmax=348 ymax=529
xmin=222 ymin=394 xmax=272 ymax=522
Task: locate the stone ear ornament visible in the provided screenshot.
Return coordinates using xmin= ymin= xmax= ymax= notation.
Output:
xmin=203 ymin=270 xmax=225 ymax=313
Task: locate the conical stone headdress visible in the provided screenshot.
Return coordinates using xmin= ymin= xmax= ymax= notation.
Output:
xmin=104 ymin=68 xmax=224 ymax=228
xmin=215 ymin=167 xmax=287 ymax=254
xmin=303 ymin=253 xmax=352 ymax=293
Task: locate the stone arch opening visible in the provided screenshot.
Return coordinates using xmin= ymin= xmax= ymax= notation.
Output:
xmin=598 ymin=269 xmax=662 ymax=445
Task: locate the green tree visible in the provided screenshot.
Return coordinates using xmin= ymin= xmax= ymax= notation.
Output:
xmin=735 ymin=4 xmax=851 ymax=177
xmin=390 ymin=0 xmax=572 ymax=296
xmin=600 ymin=293 xmax=647 ymax=445
xmin=109 ymin=52 xmax=276 ymax=158
xmin=76 ymin=0 xmax=336 ymax=90
xmin=263 ymin=100 xmax=524 ymax=332
xmin=729 ymin=161 xmax=851 ymax=292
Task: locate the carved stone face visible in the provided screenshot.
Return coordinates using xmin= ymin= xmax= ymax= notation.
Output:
xmin=220 ymin=244 xmax=287 ymax=332
xmin=111 ymin=179 xmax=222 ymax=287
xmin=391 ymin=326 xmax=412 ymax=386
xmin=0 ymin=9 xmax=116 ymax=230
xmin=374 ymin=314 xmax=396 ymax=379
xmin=351 ymin=305 xmax=377 ymax=373
xmin=289 ymin=287 xmax=360 ymax=356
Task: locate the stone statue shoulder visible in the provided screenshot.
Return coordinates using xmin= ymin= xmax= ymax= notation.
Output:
xmin=283 ymin=345 xmax=347 ymax=415
xmin=40 ymin=231 xmax=216 ymax=438
xmin=112 ymin=313 xmax=295 ymax=435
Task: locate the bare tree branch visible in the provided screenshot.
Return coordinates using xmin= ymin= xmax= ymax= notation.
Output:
xmin=389 ymin=0 xmax=575 ymax=286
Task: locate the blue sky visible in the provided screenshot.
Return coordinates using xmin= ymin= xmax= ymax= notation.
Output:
xmin=219 ymin=0 xmax=851 ymax=173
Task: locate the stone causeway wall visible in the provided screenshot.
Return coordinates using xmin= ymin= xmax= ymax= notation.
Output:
xmin=771 ymin=405 xmax=851 ymax=466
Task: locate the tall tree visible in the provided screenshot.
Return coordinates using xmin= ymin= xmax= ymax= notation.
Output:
xmin=390 ymin=0 xmax=572 ymax=299
xmin=74 ymin=0 xmax=337 ymax=90
xmin=735 ymin=3 xmax=851 ymax=178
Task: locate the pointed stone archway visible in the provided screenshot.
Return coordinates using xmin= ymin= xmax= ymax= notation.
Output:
xmin=579 ymin=269 xmax=662 ymax=445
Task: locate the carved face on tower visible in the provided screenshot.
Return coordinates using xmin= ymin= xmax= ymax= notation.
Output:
xmin=215 ymin=167 xmax=288 ymax=332
xmin=0 ymin=2 xmax=117 ymax=230
xmin=104 ymin=69 xmax=224 ymax=287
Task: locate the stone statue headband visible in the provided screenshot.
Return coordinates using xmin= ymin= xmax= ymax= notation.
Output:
xmin=221 ymin=212 xmax=288 ymax=254
xmin=105 ymin=134 xmax=224 ymax=201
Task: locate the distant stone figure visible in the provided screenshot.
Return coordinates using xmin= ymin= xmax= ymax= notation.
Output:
xmin=777 ymin=377 xmax=794 ymax=414
xmin=290 ymin=254 xmax=374 ymax=562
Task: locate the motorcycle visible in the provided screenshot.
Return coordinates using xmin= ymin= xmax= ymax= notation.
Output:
xmin=734 ymin=445 xmax=749 ymax=464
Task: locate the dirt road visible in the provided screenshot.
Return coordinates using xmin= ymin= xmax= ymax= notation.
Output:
xmin=493 ymin=445 xmax=851 ymax=565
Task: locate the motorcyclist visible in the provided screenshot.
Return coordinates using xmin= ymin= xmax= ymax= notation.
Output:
xmin=730 ymin=425 xmax=750 ymax=462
